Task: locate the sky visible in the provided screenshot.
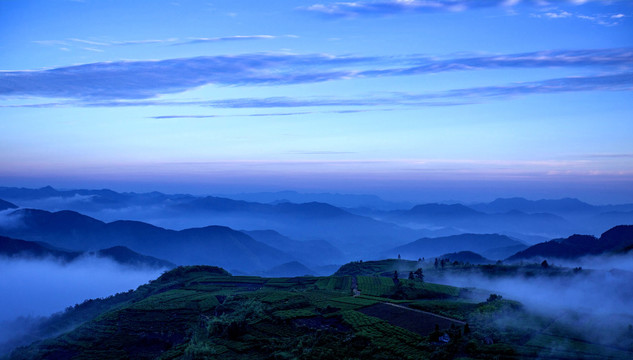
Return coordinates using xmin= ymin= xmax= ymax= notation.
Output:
xmin=1 ymin=0 xmax=632 ymax=203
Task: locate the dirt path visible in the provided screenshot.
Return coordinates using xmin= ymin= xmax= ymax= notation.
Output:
xmin=382 ymin=302 xmax=466 ymax=325
xmin=351 ymin=276 xmax=360 ymax=296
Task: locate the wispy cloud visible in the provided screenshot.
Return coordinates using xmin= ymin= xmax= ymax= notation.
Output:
xmin=582 ymin=153 xmax=633 ymax=159
xmin=532 ymin=9 xmax=628 ymax=26
xmin=174 ymin=35 xmax=297 ymax=46
xmin=303 ymin=0 xmax=624 ymax=17
xmin=2 ymin=71 xmax=631 ymax=110
xmin=1 ymin=48 xmax=631 ymax=101
xmin=288 ymin=151 xmax=357 ymax=155
xmin=32 ymin=35 xmax=295 ymax=52
xmin=148 ymin=109 xmax=390 ymax=119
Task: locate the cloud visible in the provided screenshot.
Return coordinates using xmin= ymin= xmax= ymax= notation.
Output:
xmin=303 ymin=0 xmax=624 ymax=17
xmin=543 ymin=10 xmax=573 ymax=18
xmin=113 ymin=72 xmax=633 ymax=108
xmin=287 ymin=151 xmax=357 ymax=155
xmin=147 ymin=109 xmax=389 ymax=119
xmin=532 ymin=10 xmax=628 ymax=26
xmin=1 ymin=48 xmax=631 ymax=101
xmin=582 ymin=153 xmax=633 ymax=159
xmin=33 ymin=35 xmax=295 ymax=52
xmin=174 ymin=35 xmax=296 ymax=46
xmin=2 ymin=72 xmax=631 ymax=110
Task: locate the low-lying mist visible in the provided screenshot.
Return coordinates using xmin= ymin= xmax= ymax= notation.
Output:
xmin=430 ymin=256 xmax=633 ymax=347
xmin=0 ymin=256 xmax=165 ymax=322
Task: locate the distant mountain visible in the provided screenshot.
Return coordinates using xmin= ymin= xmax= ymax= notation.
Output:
xmin=438 ymin=251 xmax=493 ymax=265
xmin=262 ymin=261 xmax=314 ymax=277
xmin=507 ymin=225 xmax=633 ymax=261
xmin=0 ymin=235 xmax=174 ymax=269
xmin=219 ymin=190 xmax=413 ymax=210
xmin=481 ymin=244 xmax=528 ymax=261
xmin=386 ymin=203 xmax=572 ymax=238
xmin=0 ymin=199 xmax=18 ymax=211
xmin=168 ymin=196 xmax=424 ymax=258
xmin=0 ymin=186 xmax=426 ymax=258
xmin=386 ymin=233 xmax=525 ymax=259
xmin=590 ymin=211 xmax=633 ymax=234
xmin=471 ymin=197 xmax=596 ymax=215
xmin=243 ymin=230 xmax=346 ymax=266
xmin=94 ymin=246 xmax=175 ymax=269
xmin=398 ymin=203 xmax=484 ymax=219
xmin=0 ymin=208 xmax=294 ymax=272
xmin=0 ymin=235 xmax=80 ymax=262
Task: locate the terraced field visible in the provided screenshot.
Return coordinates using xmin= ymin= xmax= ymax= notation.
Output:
xmin=6 ymin=265 xmax=633 ymax=360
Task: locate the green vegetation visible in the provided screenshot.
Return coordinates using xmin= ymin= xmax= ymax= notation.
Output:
xmin=6 ymin=264 xmax=633 ymax=360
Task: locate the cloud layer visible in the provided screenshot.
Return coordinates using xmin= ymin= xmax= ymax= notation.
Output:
xmin=304 ymin=0 xmax=626 ymax=17
xmin=1 ymin=48 xmax=631 ymax=101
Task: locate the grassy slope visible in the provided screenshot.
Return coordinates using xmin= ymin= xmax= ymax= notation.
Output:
xmin=6 ymin=264 xmax=633 ymax=360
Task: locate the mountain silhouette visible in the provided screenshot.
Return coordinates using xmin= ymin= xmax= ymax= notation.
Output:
xmin=387 ymin=233 xmax=524 ymax=259
xmin=507 ymin=225 xmax=633 ymax=260
xmin=0 ymin=235 xmax=174 ymax=269
xmin=0 ymin=208 xmax=293 ymax=272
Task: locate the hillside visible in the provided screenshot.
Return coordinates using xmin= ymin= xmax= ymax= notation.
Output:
xmin=438 ymin=251 xmax=493 ymax=265
xmin=507 ymin=225 xmax=633 ymax=261
xmin=5 ymin=265 xmax=632 ymax=360
xmin=387 ymin=233 xmax=525 ymax=259
xmin=0 ymin=235 xmax=80 ymax=262
xmin=0 ymin=199 xmax=18 ymax=211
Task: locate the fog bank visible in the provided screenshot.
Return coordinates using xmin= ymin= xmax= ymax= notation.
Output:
xmin=0 ymin=256 xmax=165 ymax=322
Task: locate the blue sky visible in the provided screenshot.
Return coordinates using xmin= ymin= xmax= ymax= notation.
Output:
xmin=1 ymin=0 xmax=632 ymax=203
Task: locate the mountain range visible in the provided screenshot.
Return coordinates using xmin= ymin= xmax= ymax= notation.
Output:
xmin=0 ymin=208 xmax=293 ymax=273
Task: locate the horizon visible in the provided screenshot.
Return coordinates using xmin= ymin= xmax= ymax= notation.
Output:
xmin=0 ymin=183 xmax=631 ymax=207
xmin=2 ymin=0 xmax=632 ymax=204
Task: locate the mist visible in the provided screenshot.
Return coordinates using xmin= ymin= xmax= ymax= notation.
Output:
xmin=0 ymin=256 xmax=165 ymax=323
xmin=0 ymin=209 xmax=22 ymax=229
xmin=429 ymin=257 xmax=633 ymax=347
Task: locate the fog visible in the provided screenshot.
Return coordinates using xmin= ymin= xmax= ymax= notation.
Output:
xmin=0 ymin=209 xmax=22 ymax=229
xmin=0 ymin=256 xmax=165 ymax=323
xmin=430 ymin=257 xmax=633 ymax=347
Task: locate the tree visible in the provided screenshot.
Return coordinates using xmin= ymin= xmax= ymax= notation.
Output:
xmin=487 ymin=294 xmax=502 ymax=302
xmin=541 ymin=260 xmax=549 ymax=268
xmin=464 ymin=323 xmax=471 ymax=335
xmin=397 ymin=254 xmax=401 ymax=260
xmin=414 ymin=268 xmax=424 ymax=282
xmin=408 ymin=271 xmax=414 ymax=280
xmin=434 ymin=258 xmax=439 ymax=269
xmin=392 ymin=270 xmax=399 ymax=285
